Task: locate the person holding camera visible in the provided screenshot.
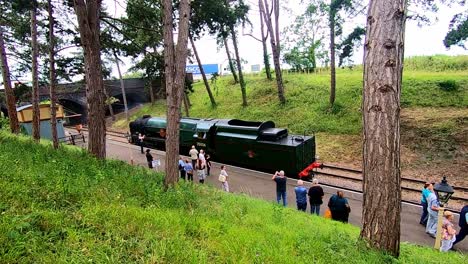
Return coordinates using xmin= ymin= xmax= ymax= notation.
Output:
xmin=272 ymin=170 xmax=287 ymax=206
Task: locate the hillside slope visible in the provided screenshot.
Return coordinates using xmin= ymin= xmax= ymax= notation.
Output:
xmin=112 ymin=61 xmax=467 ymax=186
xmin=0 ymin=133 xmax=466 ymax=263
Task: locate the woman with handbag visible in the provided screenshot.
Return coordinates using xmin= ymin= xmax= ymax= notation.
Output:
xmin=219 ymin=165 xmax=229 ymax=192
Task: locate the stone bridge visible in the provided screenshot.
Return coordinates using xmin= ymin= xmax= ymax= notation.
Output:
xmin=41 ymin=78 xmax=153 ymax=124
xmin=1 ymin=78 xmax=158 ymax=124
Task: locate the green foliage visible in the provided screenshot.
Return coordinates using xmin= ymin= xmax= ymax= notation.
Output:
xmin=438 ymin=80 xmax=460 ymax=91
xmin=0 ymin=133 xmax=466 ymax=263
xmin=444 ymin=12 xmax=468 ymax=48
xmin=338 ymin=26 xmax=365 ymax=66
xmin=0 ymin=117 xmax=9 ymax=131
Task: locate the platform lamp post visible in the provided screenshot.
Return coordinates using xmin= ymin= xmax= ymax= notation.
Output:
xmin=433 ymin=176 xmax=454 ymax=250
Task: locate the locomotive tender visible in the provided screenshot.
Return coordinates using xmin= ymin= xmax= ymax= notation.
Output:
xmin=129 ymin=116 xmax=317 ymax=177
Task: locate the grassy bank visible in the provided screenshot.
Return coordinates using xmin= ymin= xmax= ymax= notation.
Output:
xmin=113 ymin=70 xmax=467 ymax=135
xmin=0 ymin=133 xmax=466 ymax=263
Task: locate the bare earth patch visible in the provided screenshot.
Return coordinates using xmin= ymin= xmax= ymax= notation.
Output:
xmin=319 ymin=107 xmax=467 ymax=189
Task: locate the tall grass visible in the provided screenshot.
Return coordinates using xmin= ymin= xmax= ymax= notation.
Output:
xmin=0 ymin=133 xmax=466 ymax=263
xmin=404 ymin=55 xmax=468 ymax=72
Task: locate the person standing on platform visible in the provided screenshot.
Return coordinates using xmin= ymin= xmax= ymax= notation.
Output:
xmin=178 ymin=156 xmax=186 ymax=180
xmin=272 ymin=170 xmax=287 ymax=206
xmin=426 ymin=183 xmax=439 ymax=238
xmin=205 ymin=154 xmax=212 ymax=176
xmin=199 ymin=149 xmax=206 ymax=164
xmin=440 ymin=211 xmax=457 ymax=252
xmin=219 ymin=165 xmax=229 ymax=192
xmin=453 ymin=205 xmax=468 ymax=248
xmin=184 ymin=159 xmax=194 ymax=182
xmin=308 ymin=178 xmax=324 ymax=215
xmin=196 ymin=159 xmax=206 ymax=184
xmin=138 ymin=133 xmax=145 ymax=154
xmin=189 ymin=145 xmax=199 ymax=170
xmin=419 ymin=182 xmax=432 ymax=226
xmin=294 ymin=180 xmax=308 ymax=211
xmin=145 ymin=149 xmax=153 ymax=169
xmin=328 ymin=191 xmax=350 ymax=223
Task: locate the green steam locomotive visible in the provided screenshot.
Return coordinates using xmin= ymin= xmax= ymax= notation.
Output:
xmin=129 ymin=116 xmax=317 ymax=177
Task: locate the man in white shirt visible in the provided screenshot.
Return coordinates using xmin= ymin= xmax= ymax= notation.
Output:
xmin=189 ymin=145 xmax=199 ymax=169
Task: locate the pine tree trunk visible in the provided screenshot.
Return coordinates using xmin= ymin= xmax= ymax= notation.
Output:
xmin=31 ymin=2 xmax=40 ymax=142
xmin=360 ymin=0 xmax=406 ymax=257
xmin=149 ymin=80 xmax=156 ymax=104
xmin=114 ymin=51 xmax=129 ymax=121
xmin=260 ymin=0 xmax=285 ymax=104
xmin=48 ymin=0 xmax=58 ymax=149
xmin=104 ymin=87 xmax=115 ymax=121
xmin=258 ymin=0 xmax=272 ymax=80
xmin=183 ymin=92 xmax=190 ymax=117
xmin=189 ymin=36 xmax=216 ymax=106
xmin=163 ymin=0 xmax=191 ymax=187
xmin=223 ymin=37 xmax=238 ymax=83
xmin=329 ymin=10 xmax=336 ymax=107
xmin=0 ymin=27 xmax=19 ymax=134
xmin=230 ymin=29 xmax=248 ymax=107
xmin=73 ymin=0 xmax=106 ymax=159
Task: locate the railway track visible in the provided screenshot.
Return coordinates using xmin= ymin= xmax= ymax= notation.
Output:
xmin=76 ymin=127 xmax=467 ymax=210
xmin=315 ymin=164 xmax=467 ymax=211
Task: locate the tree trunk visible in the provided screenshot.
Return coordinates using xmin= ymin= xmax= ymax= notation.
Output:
xmin=183 ymin=92 xmax=190 ymax=117
xmin=223 ymin=36 xmax=238 ymax=83
xmin=360 ymin=0 xmax=406 ymax=257
xmin=73 ymin=0 xmax=106 ymax=159
xmin=230 ymin=28 xmax=248 ymax=107
xmin=260 ymin=0 xmax=285 ymax=104
xmin=163 ymin=0 xmax=191 ymax=187
xmin=329 ymin=9 xmax=336 ymax=107
xmin=113 ymin=51 xmax=129 ymax=122
xmin=258 ymin=0 xmax=272 ymax=80
xmin=149 ymin=80 xmax=156 ymax=104
xmin=31 ymin=2 xmax=40 ymax=142
xmin=0 ymin=27 xmax=19 ymax=134
xmin=48 ymin=0 xmax=58 ymax=149
xmin=189 ymin=36 xmax=216 ymax=106
xmin=104 ymin=87 xmax=115 ymax=121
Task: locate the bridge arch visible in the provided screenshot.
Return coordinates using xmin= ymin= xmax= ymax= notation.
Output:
xmin=58 ymin=98 xmax=86 ymax=126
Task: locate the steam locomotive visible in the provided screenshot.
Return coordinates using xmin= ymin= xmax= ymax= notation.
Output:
xmin=129 ymin=115 xmax=319 ymax=178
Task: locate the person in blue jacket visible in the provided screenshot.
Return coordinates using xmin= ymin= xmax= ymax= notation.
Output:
xmin=294 ymin=180 xmax=308 ymax=212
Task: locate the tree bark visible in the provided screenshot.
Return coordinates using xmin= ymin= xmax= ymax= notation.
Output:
xmin=31 ymin=1 xmax=40 ymax=142
xmin=104 ymin=87 xmax=115 ymax=121
xmin=260 ymin=0 xmax=285 ymax=104
xmin=223 ymin=36 xmax=238 ymax=83
xmin=189 ymin=36 xmax=216 ymax=106
xmin=360 ymin=0 xmax=406 ymax=257
xmin=329 ymin=8 xmax=336 ymax=107
xmin=163 ymin=0 xmax=191 ymax=187
xmin=113 ymin=50 xmax=129 ymax=121
xmin=183 ymin=92 xmax=190 ymax=117
xmin=48 ymin=0 xmax=58 ymax=149
xmin=73 ymin=0 xmax=106 ymax=159
xmin=149 ymin=80 xmax=156 ymax=104
xmin=258 ymin=0 xmax=272 ymax=80
xmin=230 ymin=28 xmax=248 ymax=107
xmin=0 ymin=27 xmax=20 ymax=134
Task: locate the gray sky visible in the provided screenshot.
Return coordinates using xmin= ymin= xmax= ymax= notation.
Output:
xmin=104 ymin=0 xmax=466 ymax=76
